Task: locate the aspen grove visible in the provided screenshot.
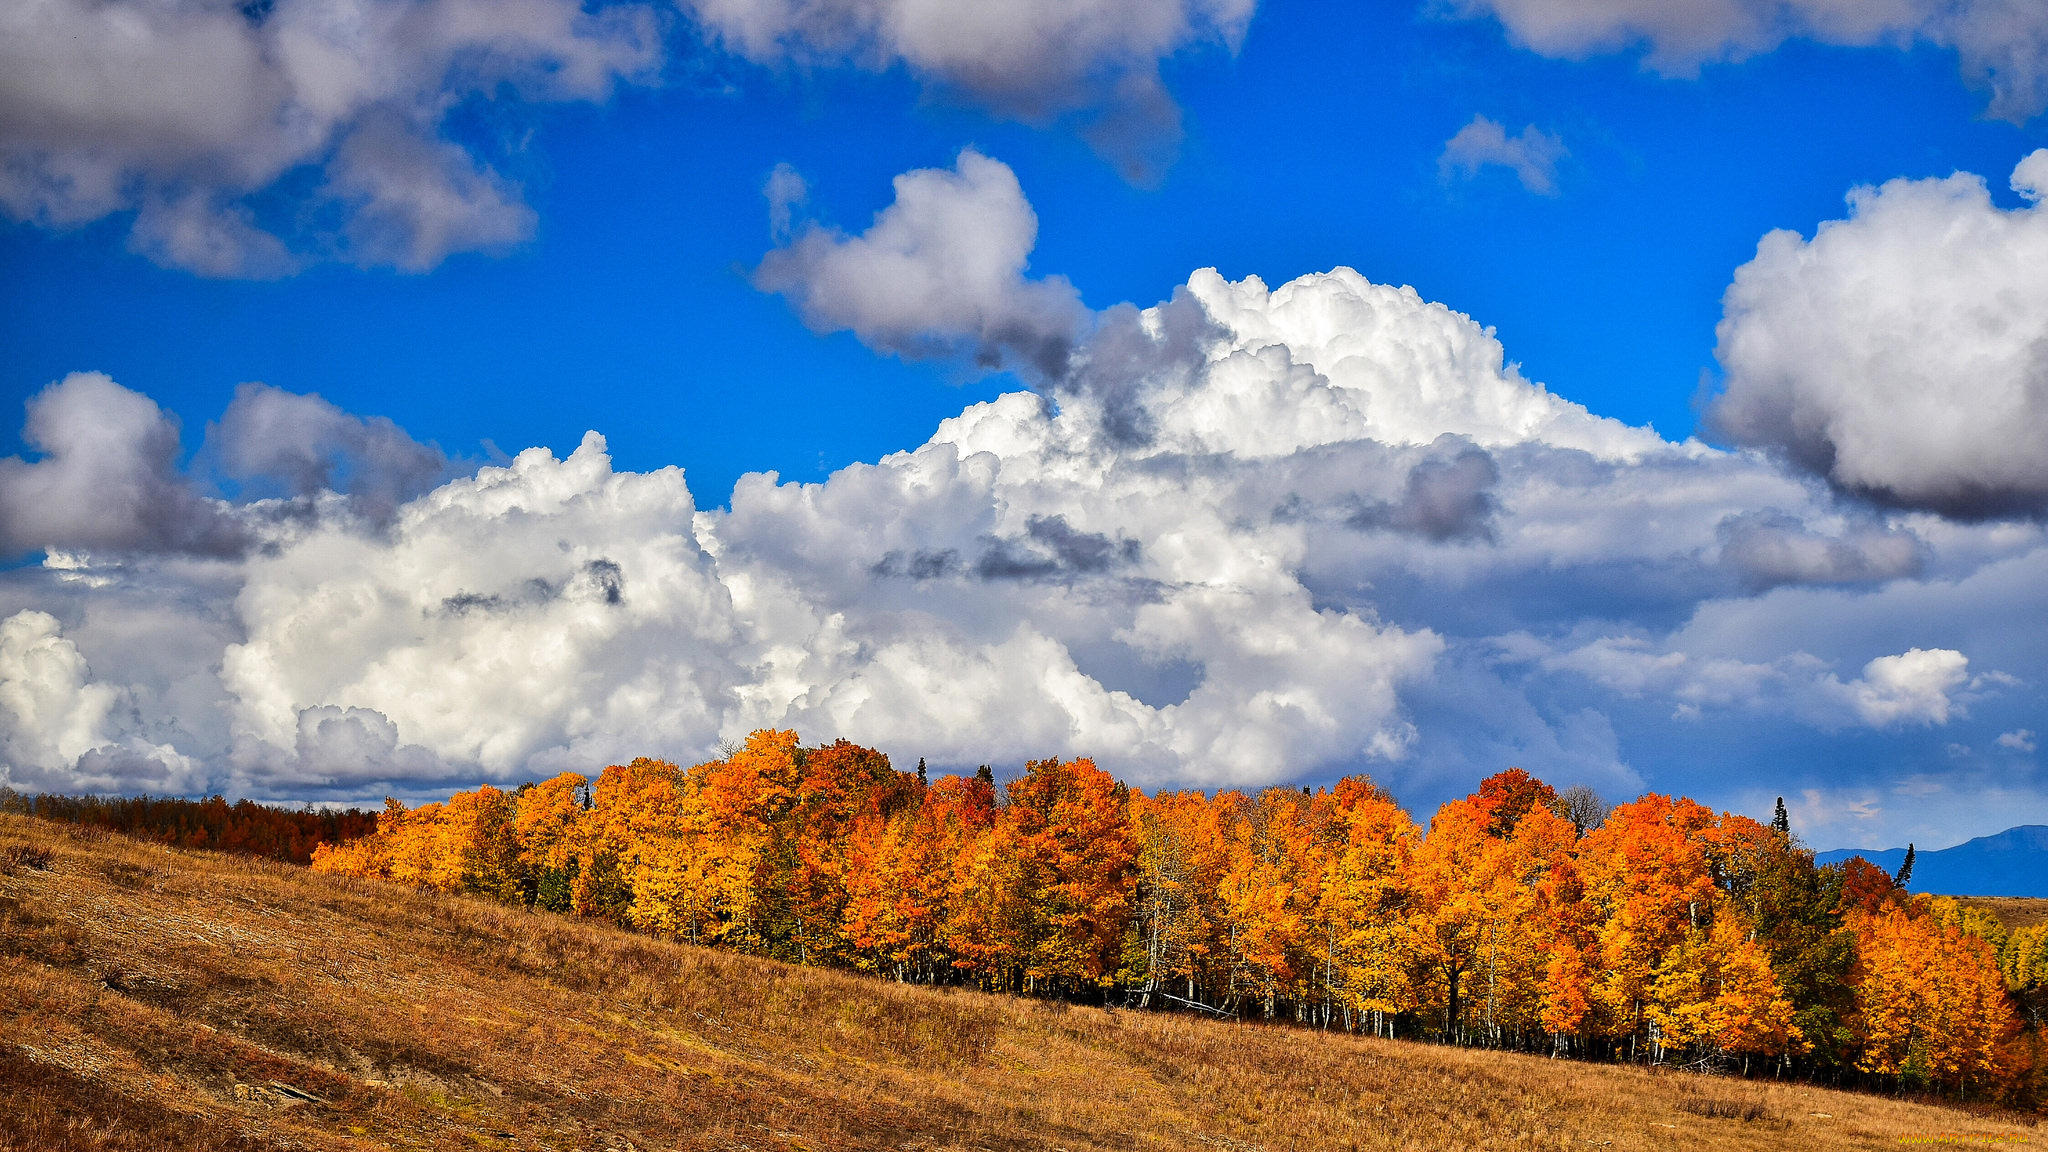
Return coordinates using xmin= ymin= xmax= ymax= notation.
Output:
xmin=311 ymin=730 xmax=2048 ymax=1103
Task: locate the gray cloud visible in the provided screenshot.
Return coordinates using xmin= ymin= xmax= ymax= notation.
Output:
xmin=1449 ymin=0 xmax=2048 ymax=123
xmin=1717 ymin=510 xmax=1923 ymax=590
xmin=0 ymin=0 xmax=662 ymax=277
xmin=0 ymin=373 xmax=246 ymax=558
xmin=0 ymin=374 xmax=450 ymax=561
xmin=687 ymin=0 xmax=1254 ymax=180
xmin=973 ymin=514 xmax=1142 ymax=580
xmin=1438 ymin=115 xmax=1567 ymax=196
xmin=437 ymin=559 xmax=628 ymax=615
xmin=209 ymin=381 xmax=446 ymax=517
xmin=1706 ymin=151 xmax=2048 ymax=520
xmin=1350 ymin=437 xmax=1500 ymax=541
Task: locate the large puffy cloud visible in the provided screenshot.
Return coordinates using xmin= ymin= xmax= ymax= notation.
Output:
xmin=10 ymin=262 xmax=2011 ymax=812
xmin=8 ymin=158 xmax=2045 ymax=847
xmin=1706 ymin=152 xmax=2048 ymax=519
xmin=0 ymin=609 xmax=121 ymax=775
xmin=0 ymin=372 xmax=245 ymax=557
xmin=219 ymin=432 xmax=746 ymax=784
xmin=1450 ymin=0 xmax=2048 ymax=122
xmin=0 ymin=0 xmax=662 ymax=276
xmin=755 ymin=151 xmax=1090 ymax=379
xmin=686 ymin=0 xmax=1253 ymax=180
xmin=0 ymin=608 xmax=203 ymax=793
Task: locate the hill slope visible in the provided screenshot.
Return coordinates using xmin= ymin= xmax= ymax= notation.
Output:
xmin=0 ymin=813 xmax=2036 ymax=1152
xmin=1817 ymin=825 xmax=2048 ymax=897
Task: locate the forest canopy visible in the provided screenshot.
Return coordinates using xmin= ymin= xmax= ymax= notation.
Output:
xmin=309 ymin=730 xmax=2048 ymax=1103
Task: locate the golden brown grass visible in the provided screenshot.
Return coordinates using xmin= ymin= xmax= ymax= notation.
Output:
xmin=1961 ymin=896 xmax=2048 ymax=932
xmin=1 ymin=812 xmax=2039 ymax=1152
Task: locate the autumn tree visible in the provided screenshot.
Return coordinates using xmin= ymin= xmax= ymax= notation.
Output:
xmin=514 ymin=772 xmax=588 ymax=911
xmin=1574 ymin=794 xmax=1719 ymax=1059
xmin=1128 ymin=789 xmax=1237 ymax=1007
xmin=1217 ymin=788 xmax=1326 ymax=1016
xmin=302 ymin=730 xmax=2044 ymax=1103
xmin=1853 ymin=898 xmax=2020 ymax=1095
xmin=996 ymin=758 xmax=1139 ymax=995
xmin=775 ymin=739 xmax=903 ymax=965
xmin=1311 ymin=777 xmax=1419 ymax=1035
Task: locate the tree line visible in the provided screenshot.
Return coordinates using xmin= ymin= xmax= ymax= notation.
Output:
xmin=1 ymin=788 xmax=378 ymax=865
xmin=309 ymin=729 xmax=2048 ymax=1104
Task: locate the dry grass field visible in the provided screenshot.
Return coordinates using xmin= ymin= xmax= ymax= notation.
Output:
xmin=1 ymin=812 xmax=2039 ymax=1152
xmin=1963 ymin=897 xmax=2048 ymax=933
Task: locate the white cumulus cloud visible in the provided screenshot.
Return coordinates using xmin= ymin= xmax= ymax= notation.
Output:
xmin=755 ymin=150 xmax=1090 ymax=379
xmin=220 ymin=432 xmax=743 ymax=784
xmin=1707 ymin=151 xmax=2048 ymax=519
xmin=0 ymin=608 xmax=203 ymax=793
xmin=0 ymin=609 xmax=121 ymax=776
xmin=1837 ymin=647 xmax=1972 ymax=727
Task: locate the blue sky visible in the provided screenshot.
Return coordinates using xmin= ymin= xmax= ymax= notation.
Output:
xmin=3 ymin=0 xmax=2047 ymax=851
xmin=7 ymin=1 xmax=2037 ymax=498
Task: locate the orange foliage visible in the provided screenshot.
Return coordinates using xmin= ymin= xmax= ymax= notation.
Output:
xmin=307 ymin=731 xmax=2042 ymax=1100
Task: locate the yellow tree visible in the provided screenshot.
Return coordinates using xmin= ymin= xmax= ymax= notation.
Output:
xmin=1313 ymin=776 xmax=1418 ymax=1035
xmin=1853 ymin=899 xmax=2020 ymax=1095
xmin=1216 ymin=788 xmax=1324 ymax=1016
xmin=513 ymin=772 xmax=587 ymax=910
xmin=660 ymin=729 xmax=804 ymax=949
xmin=1649 ymin=912 xmax=1801 ymax=1061
xmin=1129 ymin=790 xmax=1209 ymax=1003
xmin=580 ymin=756 xmax=685 ymax=926
xmin=384 ymin=799 xmax=451 ymax=889
xmin=1404 ymin=785 xmax=1571 ymax=1046
xmin=309 ymin=796 xmax=406 ymax=880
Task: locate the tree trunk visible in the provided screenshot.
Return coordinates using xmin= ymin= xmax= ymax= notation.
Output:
xmin=1446 ymin=966 xmax=1461 ymax=1045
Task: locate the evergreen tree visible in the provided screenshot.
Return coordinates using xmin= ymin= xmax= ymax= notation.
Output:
xmin=1893 ymin=844 xmax=1915 ymax=889
xmin=1771 ymin=796 xmax=1789 ymax=835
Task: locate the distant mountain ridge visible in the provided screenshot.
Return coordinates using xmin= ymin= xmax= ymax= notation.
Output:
xmin=1815 ymin=825 xmax=2048 ymax=898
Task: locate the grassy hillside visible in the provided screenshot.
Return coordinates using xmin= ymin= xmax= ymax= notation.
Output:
xmin=1 ymin=813 xmax=2038 ymax=1152
xmin=1964 ymin=896 xmax=2048 ymax=933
